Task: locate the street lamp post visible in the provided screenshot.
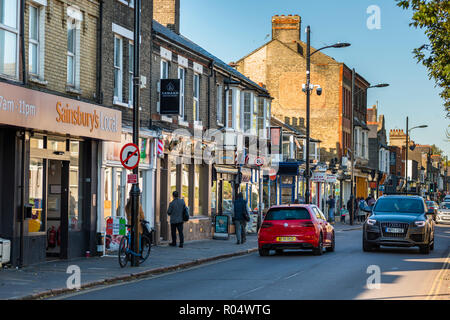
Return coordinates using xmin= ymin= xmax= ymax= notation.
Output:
xmin=349 ymin=72 xmax=389 ymax=225
xmin=304 ymin=25 xmax=350 ymax=204
xmin=405 ymin=117 xmax=427 ymax=194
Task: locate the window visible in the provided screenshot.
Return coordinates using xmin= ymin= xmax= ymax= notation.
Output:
xmin=28 ymin=5 xmax=39 ymax=75
xmin=193 ymin=73 xmax=200 ymax=122
xmin=216 ymin=85 xmax=223 ymax=125
xmin=226 ymin=89 xmax=233 ymax=129
xmin=182 ymin=164 xmax=189 ymax=209
xmin=0 ymin=0 xmax=19 ymax=78
xmin=128 ymin=41 xmax=134 ymax=104
xmin=113 ymin=35 xmax=123 ymax=101
xmin=242 ymin=92 xmax=252 ymax=132
xmin=28 ymin=158 xmax=45 ymax=232
xmin=194 ymin=165 xmax=204 ymax=216
xmin=265 ymin=208 xmax=311 ymax=221
xmin=67 ymin=16 xmax=80 ymax=87
xmin=257 ymin=98 xmax=265 ymax=135
xmin=178 ymin=67 xmax=185 ymax=120
xmin=160 ymin=59 xmax=169 ymax=79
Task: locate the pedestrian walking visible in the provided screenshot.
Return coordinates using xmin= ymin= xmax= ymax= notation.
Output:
xmin=326 ymin=195 xmax=336 ymax=223
xmin=167 ymin=191 xmax=187 ymax=248
xmin=340 ymin=205 xmax=348 ymax=223
xmin=358 ymin=198 xmax=368 ymax=222
xmin=367 ymin=194 xmax=376 ymax=207
xmin=233 ymin=193 xmax=250 ymax=244
xmin=347 ymin=196 xmax=354 ymax=224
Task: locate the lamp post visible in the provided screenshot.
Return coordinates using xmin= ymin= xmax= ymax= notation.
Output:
xmin=405 ymin=117 xmax=427 ymax=194
xmin=348 ymin=72 xmax=389 ymax=225
xmin=304 ymin=25 xmax=350 ymax=204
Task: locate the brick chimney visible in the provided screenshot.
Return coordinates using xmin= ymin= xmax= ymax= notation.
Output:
xmin=272 ymin=15 xmax=301 ymax=43
xmin=153 ymin=0 xmax=180 ymax=34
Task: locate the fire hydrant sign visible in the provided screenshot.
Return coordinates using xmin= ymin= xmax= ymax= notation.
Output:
xmin=120 ymin=143 xmax=140 ymax=170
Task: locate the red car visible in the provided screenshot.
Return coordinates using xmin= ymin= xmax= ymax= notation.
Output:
xmin=258 ymin=204 xmax=335 ymax=256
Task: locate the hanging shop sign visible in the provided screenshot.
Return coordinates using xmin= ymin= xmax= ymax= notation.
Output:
xmin=311 ymin=172 xmax=326 ymax=182
xmin=326 ymin=174 xmax=337 ymax=183
xmin=0 ymin=81 xmax=121 ymax=141
xmin=159 ymin=79 xmax=180 ymax=115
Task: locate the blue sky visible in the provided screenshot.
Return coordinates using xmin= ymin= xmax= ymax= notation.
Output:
xmin=179 ymin=0 xmax=449 ymax=157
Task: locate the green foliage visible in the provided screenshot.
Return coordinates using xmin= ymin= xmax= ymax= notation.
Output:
xmin=396 ymin=0 xmax=450 ymax=115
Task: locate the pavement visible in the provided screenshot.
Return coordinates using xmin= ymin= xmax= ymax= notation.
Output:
xmin=0 ymin=222 xmax=362 ymax=300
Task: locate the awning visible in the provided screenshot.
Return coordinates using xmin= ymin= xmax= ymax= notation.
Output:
xmin=276 ymin=162 xmax=300 ymax=176
xmin=240 ymin=167 xmax=252 ymax=183
xmin=214 ymin=165 xmax=238 ymax=175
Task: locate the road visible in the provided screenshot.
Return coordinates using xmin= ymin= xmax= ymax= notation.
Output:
xmin=56 ymin=224 xmax=450 ymax=300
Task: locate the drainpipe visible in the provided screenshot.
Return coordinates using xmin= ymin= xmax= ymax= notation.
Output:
xmin=207 ymin=61 xmax=215 ymax=129
xmin=96 ymin=1 xmax=104 ymax=104
xmin=21 ymin=0 xmax=26 ymax=85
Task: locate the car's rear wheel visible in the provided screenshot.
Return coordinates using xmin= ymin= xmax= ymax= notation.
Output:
xmin=313 ymin=234 xmax=323 ymax=256
xmin=326 ymin=232 xmax=335 ymax=252
xmin=259 ymin=248 xmax=270 ymax=256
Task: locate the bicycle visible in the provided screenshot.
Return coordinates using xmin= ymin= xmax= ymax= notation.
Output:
xmin=118 ymin=220 xmax=154 ymax=268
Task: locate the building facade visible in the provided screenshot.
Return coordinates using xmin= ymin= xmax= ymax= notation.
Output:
xmin=0 ymin=0 xmax=124 ymax=266
xmin=234 ymin=14 xmax=372 ymax=209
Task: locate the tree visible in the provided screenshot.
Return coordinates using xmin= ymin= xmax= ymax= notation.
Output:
xmin=396 ymin=0 xmax=450 ymax=114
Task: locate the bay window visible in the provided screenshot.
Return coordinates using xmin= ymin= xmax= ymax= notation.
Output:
xmin=242 ymin=92 xmax=252 ymax=132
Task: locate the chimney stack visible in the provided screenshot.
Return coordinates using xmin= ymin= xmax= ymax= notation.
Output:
xmin=153 ymin=0 xmax=180 ymax=34
xmin=272 ymin=14 xmax=301 ymax=43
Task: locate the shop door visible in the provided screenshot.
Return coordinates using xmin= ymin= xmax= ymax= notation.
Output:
xmin=46 ymin=160 xmax=69 ymax=259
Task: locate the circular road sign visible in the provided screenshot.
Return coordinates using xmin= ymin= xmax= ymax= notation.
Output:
xmin=120 ymin=143 xmax=140 ymax=170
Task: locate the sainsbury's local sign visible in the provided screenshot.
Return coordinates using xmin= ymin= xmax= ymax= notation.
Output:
xmin=0 ymin=82 xmax=122 ymax=142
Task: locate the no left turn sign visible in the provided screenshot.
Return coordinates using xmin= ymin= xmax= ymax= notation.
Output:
xmin=120 ymin=143 xmax=140 ymax=170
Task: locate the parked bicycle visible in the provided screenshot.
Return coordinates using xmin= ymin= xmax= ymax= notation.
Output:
xmin=118 ymin=220 xmax=154 ymax=268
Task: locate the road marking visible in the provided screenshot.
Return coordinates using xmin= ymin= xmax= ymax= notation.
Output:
xmin=427 ymin=252 xmax=450 ymax=300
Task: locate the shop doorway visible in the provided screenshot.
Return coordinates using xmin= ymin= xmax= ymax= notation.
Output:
xmin=46 ymin=159 xmax=70 ymax=259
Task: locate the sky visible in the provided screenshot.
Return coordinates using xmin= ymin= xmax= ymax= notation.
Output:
xmin=178 ymin=0 xmax=449 ymax=157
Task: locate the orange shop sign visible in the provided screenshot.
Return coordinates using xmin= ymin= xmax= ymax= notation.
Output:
xmin=0 ymin=82 xmax=122 ymax=142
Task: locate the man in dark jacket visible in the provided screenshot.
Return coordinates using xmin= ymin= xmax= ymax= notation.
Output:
xmin=167 ymin=191 xmax=187 ymax=248
xmin=347 ymin=196 xmax=354 ymax=224
xmin=233 ymin=193 xmax=249 ymax=244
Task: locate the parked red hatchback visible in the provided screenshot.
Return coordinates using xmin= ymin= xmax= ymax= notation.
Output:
xmin=258 ymin=204 xmax=335 ymax=256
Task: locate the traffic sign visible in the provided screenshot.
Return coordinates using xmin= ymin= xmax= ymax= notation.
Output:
xmin=120 ymin=143 xmax=140 ymax=170
xmin=127 ymin=174 xmax=138 ymax=184
xmin=255 ymin=157 xmax=264 ymax=166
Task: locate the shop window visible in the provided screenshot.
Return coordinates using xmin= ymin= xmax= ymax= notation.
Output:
xmin=48 ymin=136 xmax=66 ymax=153
xmin=30 ymin=134 xmax=44 ymax=149
xmin=182 ymin=164 xmax=189 ymax=208
xmin=222 ymin=181 xmax=233 ymax=214
xmin=170 ymin=159 xmax=177 ymax=195
xmin=69 ymin=141 xmax=82 ymax=231
xmin=28 ymin=158 xmax=45 ymax=232
xmin=211 ymin=180 xmax=217 ymax=215
xmin=104 ymin=167 xmax=113 ymax=219
xmin=251 ymin=184 xmax=259 ymax=212
xmin=194 ymin=165 xmax=202 ymax=215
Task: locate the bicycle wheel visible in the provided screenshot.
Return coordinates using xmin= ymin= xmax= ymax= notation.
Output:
xmin=118 ymin=236 xmax=129 ymax=268
xmin=139 ymin=234 xmax=152 ymax=263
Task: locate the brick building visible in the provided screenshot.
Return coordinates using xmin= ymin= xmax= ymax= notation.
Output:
xmin=234 ymin=14 xmax=372 ymax=208
xmin=0 ymin=0 xmax=123 ymax=266
xmin=150 ymin=2 xmax=271 ymax=243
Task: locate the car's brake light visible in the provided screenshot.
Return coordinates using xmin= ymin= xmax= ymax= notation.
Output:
xmin=261 ymin=222 xmax=273 ymax=228
xmin=299 ymin=221 xmax=315 ymax=227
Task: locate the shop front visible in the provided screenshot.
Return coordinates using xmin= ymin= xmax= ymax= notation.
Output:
xmin=99 ymin=129 xmax=157 ymax=254
xmin=0 ymin=81 xmax=121 ymax=266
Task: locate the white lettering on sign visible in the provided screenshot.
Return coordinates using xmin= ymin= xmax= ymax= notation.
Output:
xmin=0 ymin=96 xmax=37 ymax=118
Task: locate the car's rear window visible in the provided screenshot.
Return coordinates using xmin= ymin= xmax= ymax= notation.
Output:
xmin=265 ymin=208 xmax=311 ymax=220
xmin=374 ymin=198 xmax=424 ymax=214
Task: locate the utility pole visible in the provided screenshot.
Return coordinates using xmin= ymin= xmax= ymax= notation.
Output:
xmin=405 ymin=116 xmax=409 ymax=195
xmin=350 ymin=68 xmax=355 ymax=226
xmin=130 ymin=0 xmax=141 ymax=267
xmin=305 ymin=26 xmax=311 ymax=204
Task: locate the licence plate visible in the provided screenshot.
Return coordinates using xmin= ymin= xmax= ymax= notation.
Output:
xmin=385 ymin=227 xmax=404 ymax=233
xmin=277 ymin=237 xmax=296 ymax=242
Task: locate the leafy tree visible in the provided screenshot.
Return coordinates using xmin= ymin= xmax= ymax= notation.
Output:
xmin=396 ymin=0 xmax=450 ymax=115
